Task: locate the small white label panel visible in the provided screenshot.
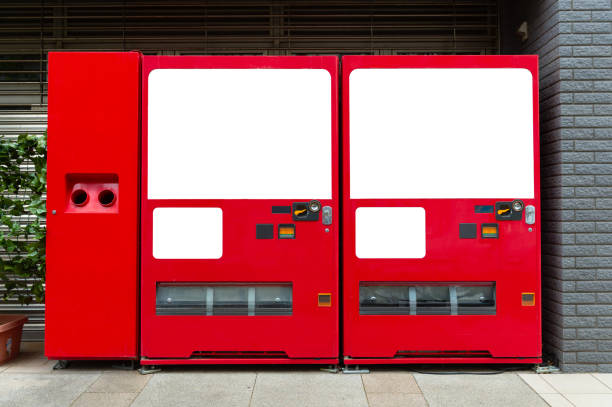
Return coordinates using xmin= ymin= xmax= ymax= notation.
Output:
xmin=356 ymin=207 xmax=426 ymax=259
xmin=148 ymin=69 xmax=332 ymax=200
xmin=153 ymin=207 xmax=223 ymax=259
xmin=349 ymin=68 xmax=534 ymax=199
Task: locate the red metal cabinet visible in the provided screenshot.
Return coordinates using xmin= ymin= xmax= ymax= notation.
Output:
xmin=45 ymin=52 xmax=140 ymax=360
xmin=341 ymin=55 xmax=542 ymax=364
xmin=45 ymin=52 xmax=541 ymax=365
xmin=139 ymin=56 xmax=339 ymax=365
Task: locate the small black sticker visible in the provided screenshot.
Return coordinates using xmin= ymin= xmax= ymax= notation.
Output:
xmin=272 ymin=206 xmax=291 ymax=214
xmin=475 ymin=205 xmax=494 ymax=214
xmin=459 ymin=223 xmax=477 ymax=239
xmin=256 ymin=224 xmax=274 ymax=239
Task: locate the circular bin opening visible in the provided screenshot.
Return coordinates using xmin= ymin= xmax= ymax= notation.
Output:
xmin=98 ymin=189 xmax=116 ymax=207
xmin=70 ymin=189 xmax=88 ymax=206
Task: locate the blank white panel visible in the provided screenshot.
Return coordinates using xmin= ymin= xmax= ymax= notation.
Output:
xmin=349 ymin=68 xmax=534 ymax=199
xmin=148 ymin=69 xmax=332 ymax=199
xmin=153 ymin=208 xmax=222 ymax=259
xmin=356 ymin=207 xmax=425 ymax=259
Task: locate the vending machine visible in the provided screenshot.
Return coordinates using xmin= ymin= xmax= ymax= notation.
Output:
xmin=139 ymin=56 xmax=340 ymax=365
xmin=341 ymin=55 xmax=541 ymax=364
xmin=45 ymin=52 xmax=540 ymax=367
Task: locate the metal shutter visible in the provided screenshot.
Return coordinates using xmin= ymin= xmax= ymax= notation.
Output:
xmin=0 ymin=0 xmax=499 ymax=341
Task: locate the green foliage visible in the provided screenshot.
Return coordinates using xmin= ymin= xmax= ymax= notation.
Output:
xmin=0 ymin=134 xmax=46 ymax=305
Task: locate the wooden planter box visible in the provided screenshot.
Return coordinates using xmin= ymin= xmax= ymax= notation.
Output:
xmin=0 ymin=315 xmax=27 ymax=365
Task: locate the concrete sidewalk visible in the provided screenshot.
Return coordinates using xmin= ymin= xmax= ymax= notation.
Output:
xmin=0 ymin=343 xmax=609 ymax=407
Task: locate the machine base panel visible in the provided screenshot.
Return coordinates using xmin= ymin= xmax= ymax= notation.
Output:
xmin=343 ymin=357 xmax=542 ymax=365
xmin=140 ymin=358 xmax=339 ymax=365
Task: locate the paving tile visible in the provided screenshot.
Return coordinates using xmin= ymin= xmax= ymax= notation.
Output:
xmin=367 ymin=392 xmax=428 ymax=407
xmin=539 ymin=393 xmax=575 ymax=407
xmin=3 ymin=358 xmax=55 ymax=373
xmin=593 ymin=374 xmax=612 ymax=390
xmin=5 ymin=352 xmax=46 ymax=364
xmin=1 ymin=342 xmax=44 ymax=373
xmin=362 ymin=371 xmax=421 ymax=394
xmin=0 ymin=372 xmax=100 ymax=407
xmin=19 ymin=341 xmax=44 ymax=354
xmin=87 ymin=371 xmax=151 ymax=393
xmin=3 ymin=358 xmax=108 ymax=375
xmin=565 ymin=393 xmax=612 ymax=407
xmin=519 ymin=373 xmax=558 ymax=394
xmin=71 ymin=392 xmax=136 ymax=407
xmin=414 ymin=372 xmax=548 ymax=407
xmin=543 ymin=374 xmax=612 ymax=394
xmin=131 ymin=371 xmax=255 ymax=407
xmin=48 ymin=360 xmax=115 ymax=374
xmin=251 ymin=371 xmax=368 ymax=407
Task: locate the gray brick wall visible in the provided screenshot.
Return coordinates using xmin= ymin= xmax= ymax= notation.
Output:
xmin=503 ymin=0 xmax=612 ymax=372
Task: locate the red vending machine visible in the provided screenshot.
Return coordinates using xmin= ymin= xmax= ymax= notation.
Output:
xmin=139 ymin=56 xmax=339 ymax=365
xmin=341 ymin=55 xmax=541 ymax=364
xmin=46 ymin=52 xmax=140 ymax=361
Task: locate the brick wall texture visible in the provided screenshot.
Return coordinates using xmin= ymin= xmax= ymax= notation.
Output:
xmin=504 ymin=0 xmax=612 ymax=372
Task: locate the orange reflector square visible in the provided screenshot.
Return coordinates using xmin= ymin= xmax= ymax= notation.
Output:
xmin=278 ymin=224 xmax=295 ymax=239
xmin=318 ymin=293 xmax=331 ymax=307
xmin=481 ymin=223 xmax=499 ymax=238
xmin=522 ymin=292 xmax=535 ymax=306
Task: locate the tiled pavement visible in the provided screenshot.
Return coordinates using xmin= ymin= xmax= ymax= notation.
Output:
xmin=519 ymin=373 xmax=612 ymax=407
xmin=1 ymin=343 xmax=611 ymax=407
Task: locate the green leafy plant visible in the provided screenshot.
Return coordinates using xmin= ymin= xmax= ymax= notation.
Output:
xmin=0 ymin=133 xmax=46 ymax=305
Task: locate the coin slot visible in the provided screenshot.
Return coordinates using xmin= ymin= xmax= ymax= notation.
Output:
xmin=308 ymin=200 xmax=321 ymax=213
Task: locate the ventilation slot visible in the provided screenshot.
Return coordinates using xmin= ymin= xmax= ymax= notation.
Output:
xmin=191 ymin=351 xmax=288 ymax=359
xmin=395 ymin=350 xmax=492 ymax=358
